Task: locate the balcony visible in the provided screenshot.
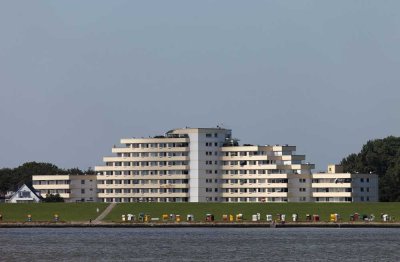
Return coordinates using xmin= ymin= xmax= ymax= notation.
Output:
xmin=97 ymin=192 xmax=189 ymax=198
xmin=312 ymin=173 xmax=351 ymax=179
xmin=111 ymin=147 xmax=189 ymax=153
xmin=221 ymin=164 xmax=278 ymax=170
xmin=95 ymin=165 xmax=190 ymax=172
xmin=33 ymin=184 xmax=71 ymax=190
xmin=266 ymin=192 xmax=288 ymax=197
xmin=103 ymin=156 xmax=190 ymax=162
xmin=312 ymin=192 xmax=352 ymax=198
xmin=311 ymin=183 xmax=351 ymax=188
xmin=120 ymin=137 xmax=189 ymax=144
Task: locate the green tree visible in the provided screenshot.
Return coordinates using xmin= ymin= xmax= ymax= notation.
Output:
xmin=43 ymin=193 xmax=65 ymax=202
xmin=341 ymin=136 xmax=400 ymax=201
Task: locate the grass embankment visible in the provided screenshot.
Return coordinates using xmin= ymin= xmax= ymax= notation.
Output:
xmin=0 ymin=203 xmax=108 ymax=222
xmin=106 ymin=203 xmax=400 ymax=222
xmin=1 ymin=203 xmax=399 ymax=223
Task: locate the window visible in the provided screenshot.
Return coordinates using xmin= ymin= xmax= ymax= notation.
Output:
xmin=299 ymin=179 xmax=306 ymax=183
xmin=360 ymin=187 xmax=364 ymax=192
xmin=81 ymin=180 xmax=85 ymax=184
xmin=206 ymin=133 xmax=212 ymax=137
xmin=81 ymin=189 xmax=85 ymax=194
xmin=360 ymin=178 xmax=364 ymax=183
xmin=299 ymin=188 xmax=306 ymax=192
xmin=214 ymin=133 xmax=218 ymax=137
xmin=19 ymin=191 xmax=31 ymax=198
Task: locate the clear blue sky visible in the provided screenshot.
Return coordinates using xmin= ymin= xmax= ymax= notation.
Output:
xmin=1 ymin=1 xmax=399 ymax=171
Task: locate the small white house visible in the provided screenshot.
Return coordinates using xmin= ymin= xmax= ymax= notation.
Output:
xmin=7 ymin=184 xmax=42 ymax=203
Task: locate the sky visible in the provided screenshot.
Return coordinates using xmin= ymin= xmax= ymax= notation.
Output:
xmin=0 ymin=1 xmax=399 ymax=171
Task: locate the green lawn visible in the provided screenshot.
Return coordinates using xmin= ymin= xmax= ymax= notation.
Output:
xmin=0 ymin=203 xmax=108 ymax=222
xmin=105 ymin=202 xmax=400 ymax=222
xmin=1 ymin=202 xmax=399 ymax=223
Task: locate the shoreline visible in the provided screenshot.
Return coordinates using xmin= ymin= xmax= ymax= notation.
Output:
xmin=1 ymin=221 xmax=400 ymax=228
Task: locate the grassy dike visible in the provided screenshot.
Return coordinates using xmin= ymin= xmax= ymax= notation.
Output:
xmin=105 ymin=202 xmax=400 ymax=222
xmin=0 ymin=202 xmax=399 ymax=223
xmin=0 ymin=203 xmax=108 ymax=222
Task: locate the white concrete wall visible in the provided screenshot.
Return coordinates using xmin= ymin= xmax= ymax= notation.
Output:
xmin=188 ymin=132 xmax=200 ymax=202
xmin=70 ymin=176 xmax=98 ymax=202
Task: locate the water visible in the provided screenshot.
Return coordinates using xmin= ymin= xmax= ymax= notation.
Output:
xmin=0 ymin=227 xmax=399 ymax=261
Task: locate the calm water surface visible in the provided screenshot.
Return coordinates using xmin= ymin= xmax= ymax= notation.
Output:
xmin=0 ymin=227 xmax=399 ymax=261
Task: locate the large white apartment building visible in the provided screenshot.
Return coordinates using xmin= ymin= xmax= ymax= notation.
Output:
xmin=311 ymin=164 xmax=379 ymax=202
xmin=94 ymin=127 xmax=316 ymax=203
xmin=30 ymin=128 xmax=379 ymax=203
xmin=32 ymin=174 xmax=98 ymax=202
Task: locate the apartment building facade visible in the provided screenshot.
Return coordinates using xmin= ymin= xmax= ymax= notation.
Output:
xmin=311 ymin=164 xmax=379 ymax=202
xmin=94 ymin=127 xmax=316 ymax=203
xmin=220 ymin=145 xmax=314 ymax=203
xmin=32 ymin=174 xmax=98 ymax=202
xmin=30 ymin=128 xmax=379 ymax=203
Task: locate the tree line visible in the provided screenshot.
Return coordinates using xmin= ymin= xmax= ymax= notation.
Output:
xmin=341 ymin=136 xmax=400 ymax=201
xmin=0 ymin=162 xmax=93 ymax=195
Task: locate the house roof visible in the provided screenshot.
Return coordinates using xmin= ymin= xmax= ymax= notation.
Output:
xmin=25 ymin=184 xmax=42 ymax=199
xmin=11 ymin=184 xmax=42 ymax=200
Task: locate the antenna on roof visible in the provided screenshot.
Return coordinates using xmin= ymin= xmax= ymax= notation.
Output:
xmin=217 ymin=123 xmax=226 ymax=129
